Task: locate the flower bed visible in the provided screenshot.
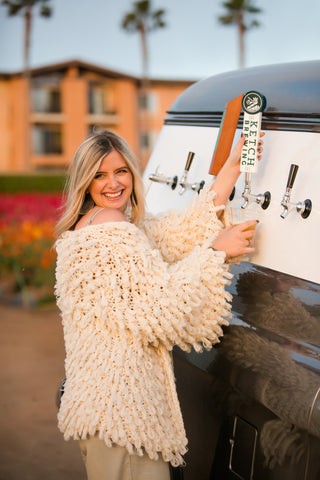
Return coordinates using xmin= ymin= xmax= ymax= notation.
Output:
xmin=0 ymin=193 xmax=63 ymax=307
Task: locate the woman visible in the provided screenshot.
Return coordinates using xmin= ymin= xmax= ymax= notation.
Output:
xmin=55 ymin=129 xmax=263 ymax=480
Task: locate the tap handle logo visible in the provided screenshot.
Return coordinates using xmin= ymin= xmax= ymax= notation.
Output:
xmin=242 ymin=91 xmax=266 ymax=114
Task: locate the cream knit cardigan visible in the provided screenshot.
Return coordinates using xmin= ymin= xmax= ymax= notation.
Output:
xmin=55 ymin=187 xmax=232 ymax=467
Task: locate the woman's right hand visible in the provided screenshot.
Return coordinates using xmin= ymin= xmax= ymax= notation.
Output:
xmin=212 ymin=220 xmax=259 ymax=259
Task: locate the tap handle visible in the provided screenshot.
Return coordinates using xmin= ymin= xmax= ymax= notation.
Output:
xmin=209 ymin=94 xmax=244 ymax=176
xmin=184 ymin=152 xmax=195 ymax=172
xmin=287 ymin=164 xmax=299 ymax=190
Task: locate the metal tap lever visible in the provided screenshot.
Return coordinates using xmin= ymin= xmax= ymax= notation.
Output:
xmin=185 ymin=151 xmax=195 ymax=171
xmin=280 ymin=164 xmax=312 ymax=219
xmin=241 ymin=172 xmax=271 ymax=210
xmin=147 ymin=165 xmax=178 ymax=192
xmin=287 ymin=163 xmax=299 ymax=190
xmin=179 ymin=152 xmax=195 ymax=194
xmin=178 ymin=152 xmax=205 ymax=195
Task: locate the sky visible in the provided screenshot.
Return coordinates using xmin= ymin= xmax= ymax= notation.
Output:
xmin=0 ymin=0 xmax=319 ymax=81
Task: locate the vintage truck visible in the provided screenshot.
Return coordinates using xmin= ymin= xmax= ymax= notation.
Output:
xmin=143 ymin=60 xmax=320 ymax=480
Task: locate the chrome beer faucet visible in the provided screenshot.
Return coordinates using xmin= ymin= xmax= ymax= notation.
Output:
xmin=178 ymin=151 xmax=205 ymax=195
xmin=241 ymin=172 xmax=271 ymax=210
xmin=147 ymin=165 xmax=178 ymax=190
xmin=280 ymin=164 xmax=312 ymax=219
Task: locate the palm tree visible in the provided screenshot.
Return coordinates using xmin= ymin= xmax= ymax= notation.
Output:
xmin=121 ymin=0 xmax=166 ymax=82
xmin=121 ymin=1 xmax=166 ymax=165
xmin=218 ymin=0 xmax=262 ymax=68
xmin=2 ymin=0 xmax=52 ymax=77
xmin=2 ymin=0 xmax=52 ymax=170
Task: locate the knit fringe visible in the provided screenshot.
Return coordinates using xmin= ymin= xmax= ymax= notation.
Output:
xmin=55 ymin=191 xmax=232 ymax=466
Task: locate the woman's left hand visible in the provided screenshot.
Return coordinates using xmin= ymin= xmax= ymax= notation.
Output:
xmin=211 ymin=220 xmax=259 ymax=259
xmin=226 ymin=131 xmax=265 ymax=171
xmin=211 ymin=131 xmax=265 ymax=211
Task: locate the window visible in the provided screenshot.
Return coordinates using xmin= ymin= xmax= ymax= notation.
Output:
xmin=32 ymin=124 xmax=62 ymax=154
xmin=88 ymin=81 xmax=116 ymax=115
xmin=140 ymin=131 xmax=157 ymax=150
xmin=32 ymin=76 xmax=61 ymax=113
xmin=139 ymin=91 xmax=158 ymax=112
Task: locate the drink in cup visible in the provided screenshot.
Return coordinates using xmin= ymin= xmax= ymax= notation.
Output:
xmin=230 ymin=208 xmax=257 ymax=239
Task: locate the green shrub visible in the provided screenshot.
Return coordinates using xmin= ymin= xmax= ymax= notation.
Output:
xmin=0 ymin=174 xmax=66 ymax=193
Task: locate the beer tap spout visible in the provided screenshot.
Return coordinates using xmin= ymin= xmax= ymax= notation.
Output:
xmin=147 ymin=165 xmax=178 ymax=191
xmin=241 ymin=172 xmax=271 ymax=210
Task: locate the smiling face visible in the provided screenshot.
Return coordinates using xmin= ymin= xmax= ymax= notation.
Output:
xmin=88 ymin=149 xmax=133 ymax=213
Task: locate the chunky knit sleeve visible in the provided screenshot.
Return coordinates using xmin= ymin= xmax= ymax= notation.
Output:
xmin=141 ymin=185 xmax=226 ymax=263
xmin=55 ymin=222 xmax=232 ymax=353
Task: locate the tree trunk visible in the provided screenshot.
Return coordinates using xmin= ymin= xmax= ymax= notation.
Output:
xmin=24 ymin=4 xmax=32 ymax=78
xmin=23 ymin=4 xmax=32 ymax=170
xmin=137 ymin=24 xmax=150 ymax=165
xmin=237 ymin=11 xmax=245 ymax=68
xmin=140 ymin=24 xmax=149 ymax=84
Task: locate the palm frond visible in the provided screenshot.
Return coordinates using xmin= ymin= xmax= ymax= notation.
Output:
xmin=40 ymin=5 xmax=51 ymax=17
xmin=218 ymin=14 xmax=235 ymax=25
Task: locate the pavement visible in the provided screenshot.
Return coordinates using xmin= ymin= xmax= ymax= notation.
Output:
xmin=0 ymin=304 xmax=87 ymax=480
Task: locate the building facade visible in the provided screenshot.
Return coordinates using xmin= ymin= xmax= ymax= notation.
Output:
xmin=0 ymin=60 xmax=193 ymax=172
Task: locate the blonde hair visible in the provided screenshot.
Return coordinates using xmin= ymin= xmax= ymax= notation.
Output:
xmin=55 ymin=130 xmax=145 ymax=238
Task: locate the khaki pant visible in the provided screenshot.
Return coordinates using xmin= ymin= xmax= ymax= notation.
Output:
xmin=78 ymin=436 xmax=170 ymax=480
